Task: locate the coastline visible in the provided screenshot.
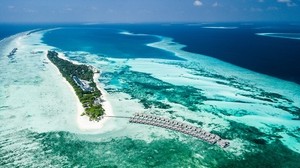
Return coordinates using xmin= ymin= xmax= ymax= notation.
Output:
xmin=45 ymin=50 xmax=113 ymax=131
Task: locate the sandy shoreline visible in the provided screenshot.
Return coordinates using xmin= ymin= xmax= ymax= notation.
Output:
xmin=45 ymin=51 xmax=113 ymax=131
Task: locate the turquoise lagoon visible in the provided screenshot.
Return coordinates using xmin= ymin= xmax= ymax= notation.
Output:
xmin=0 ymin=25 xmax=300 ymax=167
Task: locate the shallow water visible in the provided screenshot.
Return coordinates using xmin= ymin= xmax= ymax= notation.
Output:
xmin=1 ymin=27 xmax=300 ymax=167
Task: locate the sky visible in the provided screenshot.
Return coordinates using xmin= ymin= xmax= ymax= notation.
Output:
xmin=0 ymin=0 xmax=300 ymax=23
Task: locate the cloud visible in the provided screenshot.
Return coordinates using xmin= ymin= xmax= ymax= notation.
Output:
xmin=194 ymin=0 xmax=203 ymax=7
xmin=277 ymin=0 xmax=297 ymax=7
xmin=277 ymin=0 xmax=290 ymax=2
xmin=287 ymin=2 xmax=297 ymax=6
xmin=267 ymin=6 xmax=279 ymax=10
xmin=23 ymin=8 xmax=37 ymax=13
xmin=8 ymin=5 xmax=15 ymax=9
xmin=65 ymin=7 xmax=73 ymax=11
xmin=91 ymin=7 xmax=98 ymax=11
xmin=250 ymin=7 xmax=263 ymax=12
xmin=212 ymin=2 xmax=219 ymax=7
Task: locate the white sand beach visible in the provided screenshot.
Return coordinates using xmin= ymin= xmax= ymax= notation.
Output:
xmin=74 ymin=72 xmax=114 ymax=131
xmin=47 ymin=51 xmax=114 ymax=131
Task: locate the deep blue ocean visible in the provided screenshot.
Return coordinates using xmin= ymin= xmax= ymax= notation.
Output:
xmin=115 ymin=23 xmax=300 ymax=84
xmin=43 ymin=27 xmax=179 ymax=60
xmin=0 ymin=24 xmax=53 ymax=40
xmin=1 ymin=23 xmax=300 ymax=84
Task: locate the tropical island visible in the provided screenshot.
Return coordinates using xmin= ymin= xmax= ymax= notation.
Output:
xmin=47 ymin=50 xmax=105 ymax=121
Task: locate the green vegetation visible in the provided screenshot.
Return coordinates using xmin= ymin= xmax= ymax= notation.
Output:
xmin=47 ymin=51 xmax=104 ymax=120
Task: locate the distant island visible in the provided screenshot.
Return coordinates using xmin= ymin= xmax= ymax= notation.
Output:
xmin=47 ymin=51 xmax=105 ymax=121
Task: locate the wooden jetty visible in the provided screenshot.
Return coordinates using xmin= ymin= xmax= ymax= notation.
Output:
xmin=129 ymin=113 xmax=230 ymax=148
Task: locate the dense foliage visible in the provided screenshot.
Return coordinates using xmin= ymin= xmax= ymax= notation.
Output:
xmin=47 ymin=51 xmax=104 ymax=120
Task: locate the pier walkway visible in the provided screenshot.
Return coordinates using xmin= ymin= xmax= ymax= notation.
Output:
xmin=128 ymin=113 xmax=230 ymax=148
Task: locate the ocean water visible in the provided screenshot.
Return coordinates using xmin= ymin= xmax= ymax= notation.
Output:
xmin=1 ymin=24 xmax=300 ymax=167
xmin=116 ymin=23 xmax=300 ymax=84
xmin=0 ymin=24 xmax=55 ymax=41
xmin=43 ymin=27 xmax=180 ymax=60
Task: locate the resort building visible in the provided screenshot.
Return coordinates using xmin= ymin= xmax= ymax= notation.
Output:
xmin=72 ymin=76 xmax=93 ymax=92
xmin=93 ymin=97 xmax=103 ymax=106
xmin=88 ymin=65 xmax=100 ymax=73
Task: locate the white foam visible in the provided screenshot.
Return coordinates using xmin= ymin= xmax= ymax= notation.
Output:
xmin=202 ymin=26 xmax=238 ymax=29
xmin=257 ymin=33 xmax=300 ymax=40
xmin=119 ymin=31 xmax=149 ymax=36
